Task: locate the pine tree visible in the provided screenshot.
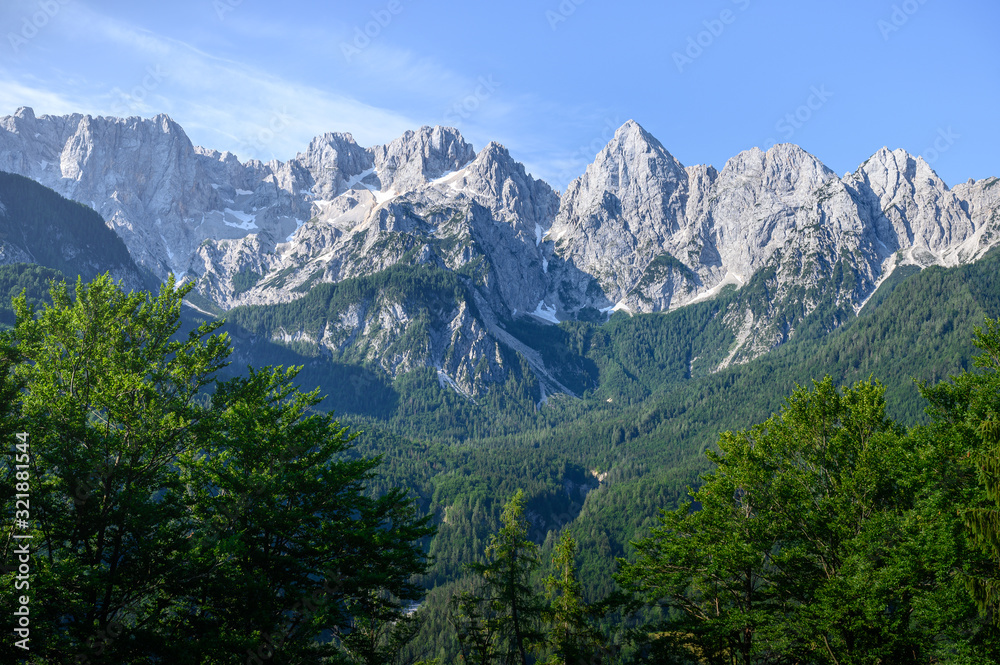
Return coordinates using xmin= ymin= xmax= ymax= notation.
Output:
xmin=178 ymin=365 xmax=435 ymax=662
xmin=542 ymin=531 xmax=606 ymax=664
xmin=450 ymin=490 xmax=545 ymax=665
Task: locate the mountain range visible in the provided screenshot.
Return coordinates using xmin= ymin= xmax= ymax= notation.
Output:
xmin=1 ymin=106 xmax=997 ymax=400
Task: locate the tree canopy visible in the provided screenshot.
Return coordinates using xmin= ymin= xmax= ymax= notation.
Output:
xmin=0 ymin=274 xmax=433 ymax=664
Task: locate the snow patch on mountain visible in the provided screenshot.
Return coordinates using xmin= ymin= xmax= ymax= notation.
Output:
xmin=2 ymin=108 xmax=998 ymax=397
xmin=531 ymin=300 xmax=560 ymax=324
xmin=223 ymin=208 xmax=258 ymax=230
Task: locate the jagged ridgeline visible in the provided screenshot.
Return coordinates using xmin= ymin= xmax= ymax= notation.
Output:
xmin=3 ymin=107 xmax=998 ymax=405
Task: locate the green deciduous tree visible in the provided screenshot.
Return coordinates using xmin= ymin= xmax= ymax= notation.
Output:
xmin=616 ymin=377 xmax=978 ymax=664
xmin=919 ymin=317 xmax=1000 ymax=627
xmin=0 ymin=274 xmax=434 ymax=663
xmin=8 ymin=274 xmax=230 ymax=662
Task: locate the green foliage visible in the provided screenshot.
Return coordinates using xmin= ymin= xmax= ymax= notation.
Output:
xmin=541 ymin=532 xmax=609 ymax=664
xmin=1 ymin=274 xmax=231 ymax=661
xmin=231 ymin=267 xmax=262 ymax=296
xmin=0 ymin=262 xmax=70 ymax=326
xmin=335 ymin=248 xmax=1000 ymax=661
xmin=618 ymin=376 xmax=1000 ymax=663
xmin=176 ymin=365 xmax=434 ymax=662
xmin=919 ymin=317 xmax=1000 ymax=625
xmin=13 ymin=243 xmax=986 ymax=661
xmin=634 ymin=252 xmax=695 ymax=295
xmin=450 ymin=490 xmax=546 ymax=665
xmin=0 ymin=273 xmax=434 ymax=663
xmin=228 ymin=263 xmax=474 ymax=341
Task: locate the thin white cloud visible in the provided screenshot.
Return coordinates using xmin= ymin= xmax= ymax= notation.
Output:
xmin=80 ymin=11 xmax=422 ymax=156
xmin=0 ymin=77 xmax=99 ymax=117
xmin=0 ymin=2 xmax=587 ymax=186
xmin=0 ymin=5 xmax=425 ymax=161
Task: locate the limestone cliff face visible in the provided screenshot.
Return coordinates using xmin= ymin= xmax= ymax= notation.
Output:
xmin=547 ymin=126 xmax=998 ymax=319
xmin=1 ymin=108 xmax=997 ymax=394
xmin=543 ymin=123 xmax=999 ymax=363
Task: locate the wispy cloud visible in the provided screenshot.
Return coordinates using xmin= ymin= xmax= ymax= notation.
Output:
xmin=76 ymin=10 xmax=426 ymax=159
xmin=0 ymin=5 xmax=429 ymax=161
xmin=0 ymin=2 xmax=601 ymax=187
xmin=0 ymin=77 xmax=97 ymax=117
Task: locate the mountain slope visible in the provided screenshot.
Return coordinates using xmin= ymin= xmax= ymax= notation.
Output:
xmin=2 ymin=107 xmax=998 ymax=399
xmin=0 ymin=170 xmax=154 ymax=291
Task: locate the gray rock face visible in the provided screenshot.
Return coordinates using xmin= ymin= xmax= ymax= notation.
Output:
xmin=0 ymin=110 xmax=480 ymax=289
xmin=371 ymin=126 xmax=476 ymax=194
xmin=545 ymin=122 xmax=1000 ymax=362
xmin=0 ymin=106 xmax=311 ymax=281
xmin=547 ymin=121 xmax=694 ymax=311
xmin=1 ymin=108 xmax=997 ymax=393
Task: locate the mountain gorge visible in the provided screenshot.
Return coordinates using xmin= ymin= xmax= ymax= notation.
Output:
xmin=1 ymin=106 xmax=998 ymax=399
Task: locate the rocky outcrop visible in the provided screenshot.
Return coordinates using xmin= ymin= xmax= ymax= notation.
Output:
xmin=1 ymin=108 xmax=998 ymax=395
xmin=546 ymin=125 xmax=999 ymax=347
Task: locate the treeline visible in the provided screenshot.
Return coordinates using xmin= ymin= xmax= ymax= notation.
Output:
xmin=364 ymin=250 xmax=1000 ymax=660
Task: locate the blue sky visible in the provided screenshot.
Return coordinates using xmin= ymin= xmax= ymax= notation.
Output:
xmin=0 ymin=0 xmax=996 ymax=191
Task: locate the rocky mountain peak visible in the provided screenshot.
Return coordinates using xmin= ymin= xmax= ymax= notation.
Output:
xmin=151 ymin=113 xmax=181 ymax=132
xmin=372 ymin=125 xmax=476 ymax=193
xmin=0 ymin=108 xmax=997 ymax=397
xmin=297 ymin=132 xmax=373 ymax=198
xmin=480 ymin=140 xmax=508 ymax=158
xmin=467 ymin=141 xmax=525 ymax=187
xmin=719 ymin=144 xmax=835 ymax=195
xmin=457 ymin=139 xmax=560 ymax=232
xmin=612 ymin=118 xmax=656 ymax=146
xmin=602 ymin=120 xmax=685 ymax=175
xmin=559 ymin=120 xmax=687 ymax=221
xmin=850 ymin=146 xmax=955 ymax=208
xmin=859 ymin=146 xmax=917 ymax=180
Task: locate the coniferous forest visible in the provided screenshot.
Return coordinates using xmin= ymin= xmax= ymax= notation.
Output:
xmin=1 ymin=255 xmax=1000 ymax=662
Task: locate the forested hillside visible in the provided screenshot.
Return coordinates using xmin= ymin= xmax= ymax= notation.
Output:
xmin=2 ymin=244 xmax=999 ymax=661
xmin=0 ymin=171 xmax=156 ymax=291
xmin=189 ymin=246 xmax=1000 ymax=660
